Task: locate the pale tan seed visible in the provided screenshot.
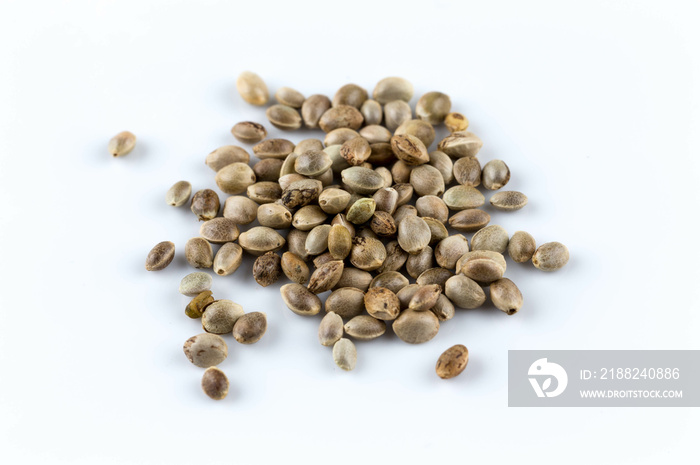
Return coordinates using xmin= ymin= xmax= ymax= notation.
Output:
xmin=406 ymin=245 xmax=434 ymax=279
xmin=436 ymin=344 xmax=469 ymax=379
xmin=370 ymin=271 xmax=409 ymax=294
xmin=206 ymin=145 xmax=250 ymax=171
xmin=416 ymin=92 xmax=451 ymax=125
xmin=308 ymin=260 xmax=344 ymax=294
xmin=435 ymin=235 xmax=470 ymax=270
xmin=145 ymin=241 xmax=175 ymax=271
xmin=397 ymin=284 xmax=420 ymax=310
xmin=238 ymin=227 xmax=286 ymax=256
xmin=257 ymin=203 xmax=292 ymax=229
xmin=482 ymin=160 xmax=511 ymax=190
xmin=390 ymin=134 xmax=430 ymax=166
xmin=349 ymin=237 xmax=386 ymax=271
xmin=393 ymin=204 xmax=417 ymax=226
xmin=200 ymin=218 xmax=240 ymax=244
xmin=438 ymin=131 xmax=483 ymax=158
xmin=312 ymin=252 xmax=334 ymax=268
xmin=373 ymin=188 xmax=399 ymax=215
xmin=456 ymin=250 xmax=507 ymax=276
xmin=179 ymin=272 xmax=213 ymax=297
xmin=286 ymin=229 xmax=310 ymax=262
xmin=448 ymin=209 xmax=491 ymax=232
xmin=201 ymin=367 xmax=229 ymax=400
xmin=410 ymin=164 xmax=445 ymax=197
xmin=301 ymin=94 xmax=332 ymax=128
xmin=295 ymin=150 xmax=332 ymax=176
xmin=444 ymin=113 xmax=469 ymax=133
xmin=430 ymin=294 xmax=455 ymax=321
xmin=333 ymin=84 xmax=368 ymax=109
xmin=333 ymin=268 xmax=373 ymax=292
xmin=333 ymin=338 xmax=357 ymax=371
xmin=215 ymin=162 xmax=257 ymax=195
xmin=166 ymin=181 xmax=192 ymax=207
xmin=183 ymin=333 xmax=227 ymax=368
xmin=416 ymin=267 xmax=454 ymax=288
xmin=325 ymin=128 xmax=360 ymax=147
xmin=108 ymin=131 xmax=136 ymax=157
xmin=281 ymin=252 xmax=310 ymax=284
xmin=359 ymin=124 xmax=392 ymax=144
xmin=325 ymin=287 xmax=366 ymax=318
xmin=319 ymin=188 xmax=352 ymax=214
xmin=443 ymin=185 xmax=485 ymax=210
xmin=202 ymin=300 xmax=244 ymax=334
xmin=490 ymin=278 xmax=523 ymax=315
xmin=341 ymin=167 xmax=385 ymax=195
xmin=460 ymin=258 xmax=505 ymax=284
xmin=384 ymin=100 xmax=413 ymax=132
xmin=471 ymin=225 xmax=509 ymax=253
xmin=395 ymin=119 xmax=436 ymax=148
xmin=490 ymin=191 xmax=528 ymax=211
xmin=375 ymin=166 xmax=393 ymax=188
xmin=231 ymin=121 xmax=267 ymax=143
xmin=340 ymin=137 xmax=372 ymax=166
xmin=373 ymin=77 xmax=413 ymax=104
xmin=394 ymin=183 xmax=414 ymax=207
xmin=232 ymin=312 xmax=267 ymax=344
xmin=319 ymin=312 xmax=344 ymax=346
xmin=294 ymin=138 xmax=324 ymax=155
xmin=305 ymin=224 xmax=332 ymax=256
xmin=213 ymin=243 xmax=243 ymax=276
xmin=408 ymin=284 xmax=442 ymax=312
xmin=253 ymin=252 xmax=281 ymax=287
xmin=253 ymin=139 xmax=296 ymax=159
xmin=453 ymin=156 xmax=482 ymax=187
xmin=532 ymin=242 xmax=569 ymax=271
xmin=344 ymin=315 xmax=386 ymax=340
xmin=185 ymin=237 xmax=213 ymax=268
xmin=423 ymin=217 xmax=449 ymax=245
xmin=391 ymin=160 xmax=412 ymax=184
xmin=247 ymin=181 xmax=282 ymax=204
xmin=281 ymin=283 xmax=321 ymax=316
xmin=278 ymin=173 xmax=305 ymax=190
xmin=236 ymin=71 xmax=269 ymax=106
xmin=398 ymin=215 xmax=431 ymax=255
xmin=223 ymin=196 xmax=258 ymax=225
xmin=416 ymin=196 xmax=449 ymax=224
xmin=360 ymin=99 xmax=383 ymax=125
xmin=444 ymin=275 xmax=486 ymax=309
xmin=364 ymin=287 xmax=400 ymax=320
xmin=191 ymin=189 xmax=220 ymax=221
xmin=292 ymin=205 xmax=327 ymax=231
xmin=429 ymin=150 xmax=454 ymax=184
xmin=275 ymin=86 xmax=305 ymax=108
xmin=319 ymin=105 xmax=364 ymax=133
xmin=281 ymin=179 xmax=323 ymax=209
xmin=508 ymin=231 xmax=536 ymax=263
xmin=393 ymin=309 xmax=440 ymax=344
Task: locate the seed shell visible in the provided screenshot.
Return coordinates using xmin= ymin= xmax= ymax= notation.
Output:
xmin=319 ymin=312 xmax=344 ymax=346
xmin=236 ymin=71 xmax=269 ymax=105
xmin=108 ymin=131 xmax=136 ymax=157
xmin=333 ymin=338 xmax=357 ymax=371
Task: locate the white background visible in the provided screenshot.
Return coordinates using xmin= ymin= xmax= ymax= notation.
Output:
xmin=1 ymin=0 xmax=699 ymax=463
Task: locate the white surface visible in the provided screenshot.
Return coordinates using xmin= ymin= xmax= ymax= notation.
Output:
xmin=1 ymin=0 xmax=699 ymax=463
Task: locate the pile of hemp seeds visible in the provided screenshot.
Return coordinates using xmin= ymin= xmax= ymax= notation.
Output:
xmin=130 ymin=72 xmax=570 ymax=400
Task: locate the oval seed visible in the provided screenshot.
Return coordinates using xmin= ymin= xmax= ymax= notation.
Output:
xmin=394 ymin=183 xmax=414 ymax=207
xmin=202 ymin=367 xmax=229 ymax=400
xmin=294 ymin=138 xmax=324 ymax=155
xmin=435 ymin=235 xmax=470 ymax=270
xmin=391 ymin=160 xmax=412 ymax=184
xmin=213 ymin=243 xmax=243 ymax=276
xmin=349 ymin=237 xmax=386 ymax=271
xmin=185 ymin=291 xmax=214 ymax=319
xmin=328 ymin=224 xmax=353 ymax=260
xmin=236 ymin=71 xmax=268 ymax=105
xmin=482 ymin=160 xmax=511 ymax=190
xmin=443 ymin=185 xmax=485 ymax=210
xmin=460 ymin=258 xmax=505 ymax=284
xmin=231 ymin=121 xmax=267 ymax=143
xmin=185 ymin=238 xmax=213 ymax=269
xmin=238 ymin=227 xmax=286 ymax=256
xmin=397 ymin=284 xmax=420 ymax=310
xmin=471 ymin=225 xmax=509 ymax=253
xmin=360 ymin=99 xmax=383 ymax=126
xmin=200 ymin=218 xmax=240 ymax=244
xmin=301 ymin=94 xmax=332 ymax=128
xmin=394 ymin=204 xmax=417 ymax=226
xmin=333 ymin=84 xmax=368 ymax=108
xmin=532 ymin=242 xmax=569 ymax=271
xmin=423 ymin=217 xmax=449 ymax=245
xmin=333 ymin=268 xmax=372 ymax=292
xmin=398 ymin=215 xmax=431 ymax=255
xmin=408 ymin=284 xmax=442 ymax=312
xmin=490 ymin=191 xmax=528 ymax=211
xmin=206 ymin=145 xmax=250 ymax=171
xmin=333 ymin=338 xmax=357 ymax=371
xmin=390 ymin=134 xmax=430 ymax=166
xmin=490 ymin=278 xmax=523 ymax=315
xmin=324 ymin=288 xmax=365 ymax=319
xmin=340 ymin=137 xmax=372 ymax=166
xmin=275 ymin=86 xmax=305 ymax=108
xmin=416 ymin=196 xmax=449 ymax=224
xmin=370 ymin=211 xmax=397 ymax=237
xmin=410 ymin=164 xmax=445 ymax=197
xmin=373 ymin=187 xmax=399 ymax=215
xmin=393 ymin=309 xmax=440 ymax=344
xmin=377 ymin=241 xmax=408 ymax=274
xmin=319 ymin=105 xmax=364 ymax=133
xmin=286 ymin=228 xmax=310 ymax=261
xmin=444 ymin=112 xmax=469 ymax=133
xmin=325 ymin=128 xmax=360 ymax=147
xmin=108 ymin=130 xmax=136 ymax=157
xmin=281 ymin=251 xmax=310 ymax=284
xmin=416 ymin=267 xmax=454 ymax=288
xmin=305 ymin=224 xmax=332 ymax=256
xmin=429 ymin=150 xmax=454 ymax=184
xmin=344 ymin=315 xmax=386 ymax=340
xmin=508 ymin=231 xmax=537 ymax=263
xmin=448 ymin=209 xmax=490 ymax=233
xmin=183 ymin=333 xmax=227 ymax=368
xmin=253 ymin=138 xmax=295 ymax=159
xmin=253 ymin=252 xmax=281 ymax=287
xmin=319 ymin=188 xmax=351 ymax=214
xmin=359 ymin=125 xmax=391 ymax=144
xmin=191 ymin=189 xmax=220 ymax=221
xmin=233 ymin=312 xmax=267 ymax=344
xmin=384 ymin=100 xmax=413 ymax=132
xmin=292 ymin=205 xmax=328 ymax=231
xmin=370 ymin=271 xmax=409 ymax=294
xmin=364 ymin=287 xmax=400 ymax=320
xmin=373 ymin=77 xmax=413 ymax=104
xmin=456 ymin=250 xmax=507 ymax=275
xmin=453 ymin=156 xmax=482 ymax=187
xmin=436 ymin=345 xmax=469 ymax=379
xmin=166 ymin=181 xmax=192 ymax=207
xmin=215 ymin=162 xmax=256 ymax=195
xmin=319 ymin=312 xmax=344 ymax=346
xmin=406 ymin=245 xmax=434 ymax=279
xmin=179 ymin=272 xmax=213 ymax=297
xmin=222 ymin=196 xmax=258 ymax=225
xmin=257 ymin=203 xmax=292 ymax=229
xmin=308 ymin=260 xmax=344 ymax=294
xmin=416 ymin=92 xmax=451 ymax=125
xmin=281 ymin=283 xmax=322 ymax=316
xmin=431 ymin=294 xmax=455 ymax=321
xmin=395 ymin=119 xmax=436 ymax=148
xmin=341 ymin=167 xmax=385 ymax=195
xmin=202 ymin=300 xmax=244 ymax=334
xmin=145 ymin=241 xmax=175 ymax=271
xmin=247 ymin=182 xmax=283 ymax=204
xmin=444 ymin=275 xmax=486 ymax=309
xmin=295 ymin=149 xmax=332 ymax=176
xmin=438 ymin=131 xmax=483 ymax=158
xmin=281 ymin=179 xmax=323 ymax=209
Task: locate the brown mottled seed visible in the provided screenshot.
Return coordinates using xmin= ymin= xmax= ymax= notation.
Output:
xmin=438 ymin=131 xmax=483 ymax=158
xmin=471 ymin=225 xmax=509 ymax=253
xmin=341 ymin=167 xmax=385 ymax=195
xmin=393 ymin=183 xmax=414 ymax=207
xmin=222 ymin=196 xmax=258 ymax=225
xmin=373 ymin=77 xmax=413 ymax=104
xmin=281 ymin=283 xmax=322 ymax=316
xmin=327 ymin=224 xmax=352 ymax=260
xmin=145 ymin=241 xmax=175 ymax=271
xmin=393 ymin=309 xmax=440 ymax=344
xmin=398 ymin=215 xmax=431 ymax=255
xmin=236 ymin=71 xmax=269 ymax=106
xmin=409 ymin=285 xmax=442 ymax=312
xmin=435 ymin=235 xmax=470 ymax=270
xmin=200 ymin=218 xmax=240 ymax=244
xmin=324 ymin=128 xmax=360 ymax=147
xmin=333 ymin=84 xmax=368 ymax=109
xmin=215 ymin=162 xmax=256 ymax=195
xmin=444 ymin=275 xmax=486 ymax=309
xmin=202 ymin=367 xmax=229 ymax=400
xmin=370 ymin=211 xmax=397 ymax=237
xmin=508 ymin=231 xmax=536 ymax=263
xmin=185 ymin=291 xmax=214 ymax=319
xmin=206 ymin=145 xmax=250 ymax=171
xmin=416 ymin=267 xmax=454 ymax=288
xmin=429 ymin=150 xmax=454 ymax=184
xmin=406 ymin=245 xmax=434 ymax=279
xmin=416 ymin=92 xmax=450 ymax=125
xmin=333 ymin=338 xmax=357 ymax=371
xmin=410 ymin=164 xmax=445 ymax=197
xmin=252 ymin=252 xmax=281 ymax=287
xmin=490 ymin=191 xmax=528 ymax=211
xmin=238 ymin=227 xmax=286 ymax=256
xmin=232 ymin=312 xmax=267 ymax=344
xmin=253 ymin=139 xmax=296 ymax=159
xmin=185 ymin=238 xmax=213 ymax=269
xmin=213 ymin=243 xmax=243 ymax=276
xmin=295 ymin=150 xmax=332 ymax=176
xmin=384 ymin=100 xmax=413 ymax=132
xmin=179 ymin=272 xmax=213 ymax=297
xmin=275 ymin=86 xmax=305 ymax=108
xmin=395 ymin=119 xmax=436 ymax=148
xmin=364 ymin=287 xmax=400 ymax=320
xmin=340 ymin=137 xmax=372 ymax=166
xmin=319 ymin=188 xmax=352 ymax=214
xmin=253 ymin=158 xmax=283 ymax=182
xmin=349 ymin=236 xmax=386 ymax=271
xmin=490 ymin=278 xmax=523 ymax=315
xmin=281 ymin=179 xmax=323 ymax=209
xmin=325 ymin=287 xmax=366 ymax=318
xmin=301 ymin=94 xmax=332 ymax=128
xmin=183 ymin=333 xmax=227 ymax=368
xmin=108 ymin=131 xmax=136 ymax=157
xmin=443 ymin=185 xmax=485 ymax=210
xmin=231 ymin=121 xmax=267 ymax=144
xmin=191 ymin=189 xmax=220 ymax=221
xmin=430 ymin=294 xmax=456 ymax=321
xmin=449 ymin=209 xmax=491 ymax=232
xmin=344 ymin=315 xmax=386 ymax=340
xmin=453 ymin=156 xmax=482 ymax=187
xmin=202 ymin=300 xmax=245 ymax=334
xmin=305 ymin=224 xmax=331 ymax=256
xmin=460 ymin=258 xmax=505 ymax=284
xmin=257 ymin=203 xmax=292 ymax=229
xmin=370 ymin=271 xmax=409 ymax=294
xmin=482 ymin=160 xmax=511 ymax=190
xmin=308 ymin=260 xmax=344 ymax=294
xmin=292 ymin=205 xmax=327 ymax=231
xmin=423 ymin=217 xmax=449 ymax=245
xmin=456 ymin=250 xmax=507 ymax=276
xmin=390 ymin=134 xmax=430 ymax=166
xmin=532 ymin=242 xmax=569 ymax=271
xmin=319 ymin=105 xmax=364 ymax=133
xmin=397 ymin=284 xmax=420 ymax=309
xmin=444 ymin=112 xmax=469 ymax=133
xmin=166 ymin=181 xmax=192 ymax=207
xmin=436 ymin=345 xmax=469 ymax=379
xmin=281 ymin=252 xmax=310 ymax=284
xmin=319 ymin=312 xmax=344 ymax=346
xmin=360 ymin=99 xmax=383 ymax=125
xmin=416 ymin=196 xmax=449 ymax=224
xmin=247 ymin=182 xmax=282 ymax=204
